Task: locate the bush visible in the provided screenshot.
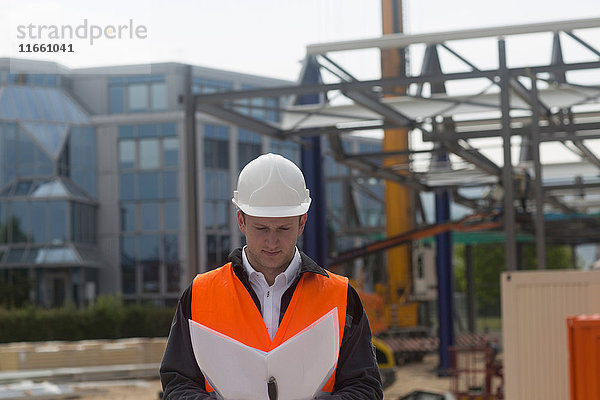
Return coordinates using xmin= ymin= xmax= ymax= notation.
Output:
xmin=0 ymin=296 xmax=175 ymax=343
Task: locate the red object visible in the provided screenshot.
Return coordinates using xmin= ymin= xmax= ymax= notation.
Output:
xmin=567 ymin=314 xmax=600 ymax=400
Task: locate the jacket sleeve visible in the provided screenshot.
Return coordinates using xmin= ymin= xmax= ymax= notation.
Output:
xmin=160 ymin=284 xmax=214 ymax=400
xmin=317 ymin=285 xmax=384 ymax=400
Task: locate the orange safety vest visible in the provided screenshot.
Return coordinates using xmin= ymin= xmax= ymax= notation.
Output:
xmin=191 ymin=262 xmax=348 ymax=394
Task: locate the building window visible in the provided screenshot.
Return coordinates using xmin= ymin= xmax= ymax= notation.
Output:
xmin=270 ymin=139 xmax=300 ymax=165
xmin=118 ymin=123 xmax=180 ymax=299
xmin=69 ymin=126 xmax=97 ymax=197
xmin=109 ymin=75 xmax=167 ymax=114
xmin=204 ymin=124 xmax=229 ymax=169
xmin=238 ymin=129 xmax=262 ymax=171
xmin=139 ymin=139 xmax=160 ymax=169
xmin=192 ymin=77 xmax=232 ymax=94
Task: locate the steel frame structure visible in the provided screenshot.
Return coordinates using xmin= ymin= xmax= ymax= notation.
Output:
xmin=186 ymin=17 xmax=600 ymax=272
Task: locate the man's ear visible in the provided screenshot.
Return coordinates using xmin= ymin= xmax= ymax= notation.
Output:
xmin=237 ymin=211 xmax=246 ymax=234
xmin=298 ymin=213 xmax=308 ymax=235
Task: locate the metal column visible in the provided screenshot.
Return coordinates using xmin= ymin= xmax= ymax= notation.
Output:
xmin=465 ymin=244 xmax=476 ymax=333
xmin=183 ymin=65 xmax=199 ymax=279
xmin=435 ymin=184 xmax=454 ymax=375
xmin=530 ymin=75 xmax=547 ymax=269
xmin=499 ymin=40 xmax=518 ymax=271
xmin=296 ymin=56 xmax=329 ymax=266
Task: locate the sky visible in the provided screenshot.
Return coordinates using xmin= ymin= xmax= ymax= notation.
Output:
xmin=1 ymin=0 xmax=599 ymax=80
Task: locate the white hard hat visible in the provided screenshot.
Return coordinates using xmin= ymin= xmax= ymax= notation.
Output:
xmin=232 ymin=153 xmax=311 ymax=217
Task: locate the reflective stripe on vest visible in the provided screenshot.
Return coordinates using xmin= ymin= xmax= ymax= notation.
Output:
xmin=190 ymin=262 xmax=348 ymax=394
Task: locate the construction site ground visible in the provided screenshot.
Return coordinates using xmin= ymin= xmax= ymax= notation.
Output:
xmin=75 ymin=353 xmax=451 ymax=400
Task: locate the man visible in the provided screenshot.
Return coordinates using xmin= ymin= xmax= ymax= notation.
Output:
xmin=160 ymin=153 xmax=383 ymax=399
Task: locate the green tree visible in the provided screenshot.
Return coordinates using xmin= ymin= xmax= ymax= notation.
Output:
xmin=454 ymin=242 xmax=574 ymax=318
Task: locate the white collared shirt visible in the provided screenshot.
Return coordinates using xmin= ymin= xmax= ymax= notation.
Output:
xmin=242 ymin=246 xmax=301 ymax=340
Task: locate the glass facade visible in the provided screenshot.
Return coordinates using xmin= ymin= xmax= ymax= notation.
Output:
xmin=0 ymin=73 xmax=100 ymax=309
xmin=1 ymin=60 xmax=386 ymax=308
xmin=118 ymin=123 xmax=180 ymax=300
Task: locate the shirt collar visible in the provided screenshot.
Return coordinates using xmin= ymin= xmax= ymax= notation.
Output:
xmin=242 ymin=246 xmax=302 ymax=285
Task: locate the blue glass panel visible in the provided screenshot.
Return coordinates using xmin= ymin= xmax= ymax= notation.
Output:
xmin=35 ymin=89 xmax=55 ymax=121
xmin=164 ymin=201 xmax=179 ymax=231
xmin=119 ymin=140 xmax=136 ymax=169
xmin=142 ymin=260 xmax=160 ymax=293
xmin=203 ymin=202 xmax=214 ymax=229
xmin=119 ymin=173 xmax=136 ymax=200
xmin=151 ymin=82 xmax=167 ymax=111
xmin=21 ymin=122 xmax=68 ymax=158
xmin=161 ymin=171 xmax=177 ymax=199
xmin=0 ymin=88 xmax=18 ymax=119
xmin=121 ymin=202 xmax=136 ymax=232
xmin=163 ymin=138 xmax=179 ymax=167
xmin=109 ymin=77 xmax=126 ymax=85
xmin=139 ymin=139 xmax=159 ymax=169
xmin=238 ymin=129 xmax=262 ymax=143
xmin=206 ymin=234 xmax=217 ymax=267
xmin=17 ymin=128 xmax=36 ymax=177
xmin=31 ymin=202 xmax=47 ymax=243
xmin=72 ymin=170 xmax=96 ymax=198
xmin=138 ymin=172 xmax=159 ymax=200
xmin=161 ymin=123 xmax=176 ymax=137
xmin=10 ymin=87 xmax=30 ymax=119
xmin=22 ymin=87 xmax=42 ymax=120
xmin=4 ymin=124 xmax=16 ymax=165
xmin=6 ymin=248 xmax=25 ymax=263
xmin=220 ymin=235 xmax=230 ymax=261
xmin=0 ymin=203 xmax=6 ymax=243
xmin=121 ymin=236 xmax=136 ymax=294
xmin=46 ymin=75 xmax=57 ymax=86
xmin=141 ymin=202 xmax=160 ymax=231
xmin=14 ymin=181 xmax=31 ymax=196
xmin=35 ymin=146 xmax=54 ymax=177
xmin=164 ymin=234 xmax=178 ymax=262
xmin=48 ymin=201 xmax=66 ymax=244
xmin=216 ymin=202 xmax=228 ymax=229
xmin=23 ymin=247 xmax=39 ymax=263
xmin=238 ymin=142 xmax=261 ymax=171
xmin=139 ymin=124 xmax=158 ymax=138
xmin=10 ymin=201 xmax=30 ymax=243
xmin=31 ymin=75 xmax=45 ymax=86
xmin=139 ymin=234 xmax=160 ymax=262
xmin=70 ymin=126 xmax=96 ymax=168
xmin=166 ymin=260 xmax=180 ymax=292
xmin=109 ymin=85 xmax=124 ymax=114
xmin=204 ymin=170 xmax=229 ymax=200
xmin=119 ymin=125 xmax=135 ymax=139
xmin=39 ymin=90 xmax=65 ymax=122
xmin=129 ymin=84 xmax=148 ymax=112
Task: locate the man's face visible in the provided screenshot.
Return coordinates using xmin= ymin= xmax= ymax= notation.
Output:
xmin=237 ymin=211 xmax=307 ymax=278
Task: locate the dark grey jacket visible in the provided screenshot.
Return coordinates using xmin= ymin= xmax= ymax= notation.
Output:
xmin=160 ymin=248 xmax=383 ymax=399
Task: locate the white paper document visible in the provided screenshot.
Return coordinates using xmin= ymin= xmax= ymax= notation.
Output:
xmin=188 ymin=308 xmax=339 ymax=400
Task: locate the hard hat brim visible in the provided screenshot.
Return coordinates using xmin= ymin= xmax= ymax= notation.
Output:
xmin=232 ymin=198 xmax=311 ymax=218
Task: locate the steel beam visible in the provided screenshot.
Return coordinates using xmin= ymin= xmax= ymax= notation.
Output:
xmin=191 ymin=60 xmax=600 ymax=103
xmin=499 ymin=39 xmax=518 ymax=272
xmin=422 ymin=121 xmax=600 ymax=142
xmin=530 ymin=77 xmax=547 ymax=270
xmin=442 ymin=141 xmax=502 ymax=176
xmin=306 ymin=17 xmax=600 ymax=54
xmin=195 ymin=103 xmax=283 ymax=140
